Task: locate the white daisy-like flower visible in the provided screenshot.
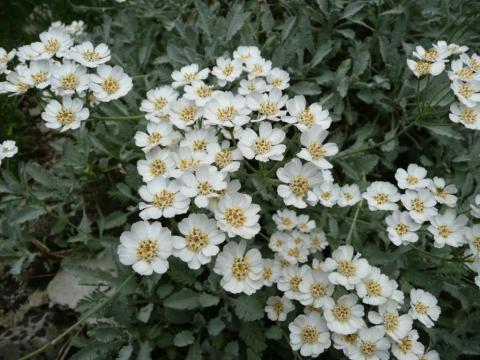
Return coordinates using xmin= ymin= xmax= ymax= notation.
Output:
xmin=280 ymin=235 xmax=309 ymax=265
xmin=298 ymin=269 xmax=334 ymax=308
xmin=69 ymin=42 xmax=111 ymax=68
xmin=427 ymin=209 xmax=468 ymax=248
xmin=296 ymin=214 xmax=315 ymax=233
xmin=0 ymin=140 xmax=18 ymax=163
xmin=413 ymin=42 xmax=450 ymax=62
xmin=297 ymin=126 xmax=338 ymax=169
xmin=265 ymin=295 xmax=294 ymax=321
xmin=332 ymin=332 xmax=359 ymax=358
xmin=273 ymin=209 xmax=298 ymax=231
xmin=283 ymin=95 xmax=332 ymax=131
xmin=203 ymin=91 xmax=251 ymax=127
xmin=2 ymin=71 xmax=33 ymax=95
xmin=90 ymin=64 xmax=133 ymax=102
xmin=324 ymin=245 xmax=371 ymax=290
xmin=276 ymin=158 xmax=323 ymax=208
xmin=362 ymin=181 xmax=400 ymax=211
xmin=408 ymin=289 xmax=441 ymax=328
xmin=313 ymin=181 xmax=340 ymax=207
xmin=134 ymin=122 xmax=175 ymax=152
xmin=50 ymin=60 xmax=90 ymax=96
xmin=140 ymin=86 xmax=179 ymax=122
xmin=448 ymin=59 xmax=480 ymax=82
xmin=170 ymin=146 xmax=208 ymax=177
xmin=451 ymin=80 xmax=480 ymax=107
xmin=212 ymin=141 xmax=243 ymax=173
xmin=288 ymin=312 xmax=331 ymax=357
xmin=233 ymin=45 xmax=261 ymax=62
xmin=117 ymin=221 xmax=175 ymax=275
xmin=65 ymin=20 xmax=85 ymax=35
xmin=308 ymin=230 xmax=328 ymax=253
xmin=261 ymin=258 xmax=281 ymax=286
xmin=206 ymin=178 xmax=241 ymax=211
xmin=368 ymin=301 xmax=413 ymax=342
xmin=41 ymin=96 xmax=89 ymax=131
xmin=180 ymin=128 xmax=218 ymax=159
xmin=213 ymin=240 xmax=263 ymax=295
xmin=338 ymin=184 xmax=362 ymax=207
xmin=266 ymin=68 xmax=290 ymax=90
xmin=401 ymin=189 xmax=438 ymax=223
xmin=448 ymin=43 xmax=468 ymax=55
xmin=428 ymin=176 xmax=457 ymax=207
xmin=407 ymin=59 xmax=445 ymax=77
xmin=136 ymin=147 xmax=175 ymax=182
xmin=171 ymin=63 xmax=210 ymax=88
xmin=138 ymin=177 xmax=190 ymax=220
xmin=385 ymin=211 xmax=421 ymax=246
xmin=214 ymin=193 xmax=260 ymax=239
xmin=180 ymin=165 xmax=227 ymax=208
xmin=22 ymin=60 xmax=51 ymax=89
xmin=459 ymin=53 xmax=480 ymax=71
xmin=211 ymin=57 xmax=242 ymax=86
xmin=183 ymin=81 xmax=217 ymax=107
xmin=237 ymin=121 xmax=286 ymax=162
xmin=323 ymin=294 xmax=365 ymax=335
xmin=419 ymin=350 xmax=440 ymax=360
xmin=246 ymin=88 xmax=288 ymax=121
xmin=449 ymin=101 xmax=480 ymax=130
xmin=173 ymin=213 xmax=225 ymax=269
xmin=395 ymin=164 xmax=430 ymax=190
xmin=471 ymin=194 xmax=480 ymax=219
xmin=238 ymin=78 xmax=268 ymax=95
xmin=466 ymin=225 xmax=480 ymax=257
xmin=169 ymin=98 xmax=202 ymax=129
xmin=16 ymin=45 xmax=40 ymax=63
xmin=349 ymin=326 xmax=390 ymax=360
xmin=269 ymin=231 xmax=291 ymax=253
xmin=391 ymin=329 xmax=425 ymax=360
xmin=245 ymin=56 xmax=272 ymax=79
xmin=277 ymin=265 xmax=310 ymax=301
xmin=0 ymin=47 xmax=16 ymax=74
xmin=355 ymin=267 xmax=403 ymax=306
xmin=31 ymin=28 xmax=73 ymax=59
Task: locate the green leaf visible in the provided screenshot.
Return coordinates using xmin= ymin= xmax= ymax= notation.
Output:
xmin=341 ymin=2 xmax=365 ymax=19
xmin=14 ymin=205 xmax=47 ymax=224
xmin=137 ymin=342 xmax=152 ymax=360
xmin=117 ymin=345 xmax=133 ymax=360
xmin=311 ymin=41 xmax=332 ymax=67
xmin=232 ymin=295 xmax=264 ymax=321
xmin=208 ymin=317 xmax=225 ymax=336
xmin=289 ymin=81 xmax=322 ymax=95
xmin=198 ymin=293 xmax=220 ymax=308
xmin=102 ymin=211 xmax=128 ymax=230
xmin=174 ymin=330 xmax=195 ymax=347
xmin=137 ymin=303 xmax=154 ymax=323
xmin=226 ymin=5 xmax=250 ymax=41
xmin=164 ymin=289 xmax=199 ymax=310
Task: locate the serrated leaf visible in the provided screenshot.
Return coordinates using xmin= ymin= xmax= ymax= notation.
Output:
xmin=14 ymin=205 xmax=47 ymax=224
xmin=208 ymin=317 xmax=225 ymax=336
xmin=289 ymin=81 xmax=322 ymax=95
xmin=174 ymin=330 xmax=194 ymax=347
xmin=232 ymin=295 xmax=264 ymax=321
xmin=164 ymin=289 xmax=199 ymax=310
xmin=198 ymin=293 xmax=220 ymax=308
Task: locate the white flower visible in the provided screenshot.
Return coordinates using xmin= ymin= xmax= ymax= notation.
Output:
xmin=280 ymin=234 xmax=309 ymax=264
xmin=324 ymin=294 xmax=365 ymax=335
xmin=368 ymin=301 xmax=413 ymax=342
xmin=171 ymin=63 xmax=209 ymax=88
xmin=50 ymin=60 xmax=89 ymax=96
xmin=297 ymin=126 xmax=338 ymax=169
xmin=173 ymin=213 xmax=225 ymax=269
xmin=170 ymin=98 xmax=202 ymax=129
xmin=0 ymin=47 xmax=15 ymax=74
xmin=41 ymin=96 xmax=89 ymax=131
xmin=69 ymin=41 xmax=111 ymax=68
xmin=269 ymin=231 xmax=291 ymax=253
xmin=265 ymin=296 xmax=294 ymax=321
xmin=276 ymin=158 xmax=323 ymax=208
xmin=451 ymin=80 xmax=480 ymax=107
xmin=308 ymin=230 xmax=328 ymax=253
xmin=203 ymin=91 xmax=251 ymax=127
xmin=237 ymin=121 xmax=286 ymax=162
xmin=16 ymin=45 xmax=40 ymax=63
xmin=266 ymin=68 xmax=290 ymax=90
xmin=214 ymin=193 xmax=260 ymax=239
xmin=90 ymin=65 xmax=133 ymax=102
xmin=338 ymin=184 xmax=362 ymax=207
xmin=213 ymin=240 xmax=263 ymax=295
xmin=261 ymin=258 xmax=281 ymax=286
xmin=2 ymin=71 xmax=33 ymax=95
xmin=471 ymin=194 xmax=480 ymax=219
xmin=137 ymin=148 xmax=175 ymax=182
xmin=407 ymin=59 xmax=445 ymax=77
xmin=324 ymin=245 xmax=371 ymax=290
xmin=273 ymin=209 xmax=298 ymax=231
xmin=448 ymin=59 xmax=480 ymax=82
xmin=427 ymin=209 xmax=468 ymax=248
xmin=211 ymin=57 xmax=242 ymax=86
xmin=277 ymin=265 xmax=310 ymax=301
xmin=22 ymin=60 xmax=51 ymax=89
xmin=138 ymin=177 xmax=190 ymax=220
xmin=212 ymin=141 xmax=243 ymax=173
xmin=233 ymin=45 xmax=261 ymax=62
xmin=466 ymin=225 xmax=480 ymax=257
xmin=449 ymin=101 xmax=480 ymax=130
xmin=355 ymin=267 xmax=403 ymax=306
xmin=117 ymin=221 xmax=175 ymax=275
xmin=183 ymin=81 xmax=217 ymax=107
xmin=289 ymin=313 xmax=331 ymax=357
xmin=408 ymin=289 xmax=441 ymax=328
xmin=180 ymin=165 xmax=227 ymax=208
xmin=313 ymin=181 xmax=340 ymax=207
xmin=363 ymin=181 xmax=400 ymax=211
xmin=140 ymin=86 xmax=178 ymax=122
xmin=247 ymin=88 xmax=288 ymax=121
xmin=395 ymin=164 xmax=430 ymax=190
xmin=428 ymin=177 xmax=457 ymax=207
xmin=296 ymin=214 xmax=315 ymax=233
xmin=349 ymin=326 xmax=390 ymax=360
xmin=31 ymin=28 xmax=73 ymax=59
xmin=134 ymin=122 xmax=175 ymax=152
xmin=245 ymin=56 xmax=272 ymax=78
xmin=180 ymin=128 xmax=218 ymax=158
xmin=283 ymin=95 xmax=332 ymax=131
xmin=170 ymin=146 xmax=208 ymax=176
xmin=401 ymin=189 xmax=438 ymax=223
xmin=391 ymin=329 xmax=425 ymax=360
xmin=298 ymin=269 xmax=334 ymax=308
xmin=0 ymin=140 xmax=18 ymax=163
xmin=419 ymin=350 xmax=440 ymax=360
xmin=385 ymin=211 xmax=421 ymax=246
xmin=332 ymin=332 xmax=359 ymax=357
xmin=413 ymin=43 xmax=450 ymax=62
xmin=238 ymin=78 xmax=267 ymax=95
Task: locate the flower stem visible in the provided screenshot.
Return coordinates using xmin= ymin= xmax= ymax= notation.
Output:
xmin=346 ymin=201 xmax=362 ymax=245
xmin=92 ymin=114 xmax=144 ymax=121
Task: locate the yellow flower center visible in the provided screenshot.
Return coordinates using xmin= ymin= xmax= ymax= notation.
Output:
xmin=373 ymin=193 xmax=389 ymax=205
xmin=473 ymin=236 xmax=480 ymax=251
xmin=289 ymin=275 xmax=301 ymax=291
xmin=31 ymin=71 xmax=48 ymax=85
xmin=460 ymin=108 xmax=477 ymax=124
xmin=411 ymin=198 xmax=425 ymax=213
xmin=287 ymin=247 xmax=301 ymax=259
xmin=423 ymin=49 xmax=439 ymax=62
xmin=398 ymin=337 xmax=413 ymax=354
xmin=337 ymin=259 xmax=356 ymax=277
xmin=281 ymin=217 xmax=293 ymax=229
xmin=360 ymin=341 xmax=377 ymax=357
xmin=180 ymin=105 xmax=197 ymax=122
xmin=415 ymin=61 xmax=432 ymax=76
xmin=406 ymin=176 xmax=418 ymax=185
xmin=224 ymin=207 xmax=246 ymax=228
xmin=222 ymin=63 xmax=234 ymax=76
xmin=311 ymin=283 xmax=327 ymax=297
xmin=197 ymin=181 xmax=213 ymax=195
xmin=136 ymin=239 xmax=159 ymax=263
xmin=343 ymin=333 xmax=358 ymax=345
xmin=150 ymin=159 xmax=166 ymax=176
xmin=148 ymin=132 xmax=161 ymax=144
xmin=298 ymin=108 xmax=315 ymax=126
xmin=301 ymin=326 xmax=319 ymax=344
xmin=263 ymin=267 xmax=272 ymax=280
xmin=192 ymin=139 xmax=207 ymax=152
xmin=56 ymin=108 xmax=75 ymax=125
xmin=154 ymin=97 xmax=167 ymax=111
xmin=185 ymin=227 xmax=209 ymax=252
xmin=438 ymin=225 xmax=453 ymax=238
xmin=44 ymin=39 xmax=60 ymax=54
xmin=247 ymin=82 xmax=256 ymax=92
xmin=82 ymin=50 xmax=101 ymax=62
xmin=102 ymin=76 xmax=120 ymax=95
xmin=215 ymin=150 xmax=232 ymax=168
xmin=413 ymin=301 xmax=429 ymax=315
xmin=383 ymin=311 xmax=399 ymax=332
xmin=308 ymin=143 xmax=327 ymax=160
xmin=259 ymin=101 xmax=278 ymax=116
xmin=251 ymin=64 xmax=263 ymax=76
xmin=231 ymin=256 xmax=250 ymax=280
xmin=216 ymin=106 xmax=237 ymax=122
xmin=272 ymin=300 xmax=283 ymax=314
xmin=366 ymin=280 xmax=382 ymax=296
xmin=271 ymin=78 xmax=283 ymax=88
xmin=61 ymin=73 xmax=79 ymax=90
xmin=332 ymin=304 xmax=351 ymax=322
xmin=253 ymin=137 xmax=272 ymax=155
xmin=196 ymin=85 xmax=213 ymax=98
xmin=183 ymin=72 xmax=197 ymax=81
xmin=458 ymin=67 xmax=474 ymax=79
xmin=153 ymin=189 xmax=174 ymax=207
xmin=459 ymin=83 xmax=474 ymax=98
xmin=395 ymin=223 xmax=410 ymax=236
xmin=290 ymin=176 xmax=310 ymax=197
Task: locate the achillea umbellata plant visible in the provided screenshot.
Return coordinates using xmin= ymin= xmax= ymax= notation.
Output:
xmin=2 ymin=1 xmax=480 ymax=359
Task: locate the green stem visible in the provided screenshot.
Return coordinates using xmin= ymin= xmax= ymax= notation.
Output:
xmin=345 ymin=201 xmax=362 ymax=245
xmin=92 ymin=114 xmax=144 ymax=121
xmin=19 ymin=274 xmax=134 ymax=360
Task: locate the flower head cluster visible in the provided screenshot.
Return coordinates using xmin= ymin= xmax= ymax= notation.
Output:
xmin=0 ymin=140 xmax=18 ymax=166
xmin=0 ymin=21 xmax=132 ymax=132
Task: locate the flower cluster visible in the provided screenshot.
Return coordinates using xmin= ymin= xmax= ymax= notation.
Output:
xmin=0 ymin=140 xmax=18 ymax=166
xmin=407 ymin=40 xmax=480 ymax=130
xmin=0 ymin=20 xmax=132 ymax=132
